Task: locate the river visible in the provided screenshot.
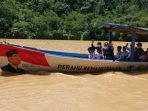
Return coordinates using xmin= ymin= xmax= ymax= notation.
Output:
xmin=0 ymin=39 xmax=148 ymax=111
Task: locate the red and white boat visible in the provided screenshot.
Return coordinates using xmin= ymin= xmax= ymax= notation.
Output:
xmin=0 ymin=23 xmax=148 ymax=73
xmin=0 ymin=42 xmax=147 ymax=73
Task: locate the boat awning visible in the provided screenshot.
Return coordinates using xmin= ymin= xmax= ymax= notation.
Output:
xmin=100 ymin=23 xmax=148 ymax=36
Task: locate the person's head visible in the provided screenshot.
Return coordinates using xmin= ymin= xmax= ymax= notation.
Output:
xmin=88 ymin=47 xmax=95 ymax=54
xmin=117 ymin=46 xmax=122 ymax=52
xmin=136 ymin=42 xmax=142 ymax=49
xmin=104 ymin=42 xmax=108 ymax=47
xmin=123 ymin=46 xmax=126 ymax=52
xmin=97 ymin=42 xmax=102 ymax=46
xmin=96 ymin=42 xmax=102 ymax=51
xmin=6 ymin=49 xmax=21 ymax=67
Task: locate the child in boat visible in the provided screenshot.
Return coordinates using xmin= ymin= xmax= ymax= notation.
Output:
xmin=103 ymin=42 xmax=114 ymax=60
xmin=88 ymin=46 xmax=95 ymax=59
xmin=102 ymin=42 xmax=109 ymax=58
xmin=139 ymin=49 xmax=148 ymax=62
xmin=88 ymin=40 xmax=95 ymax=59
xmin=115 ymin=46 xmax=122 ymax=60
xmin=91 ymin=41 xmax=102 ymax=51
xmin=134 ymin=42 xmax=144 ymax=60
xmin=121 ymin=46 xmax=129 ymax=60
xmin=88 ymin=46 xmax=102 ymax=59
xmin=89 ymin=40 xmax=103 ymax=59
xmin=96 ymin=42 xmax=102 ymax=51
xmin=95 ymin=42 xmax=103 ymax=59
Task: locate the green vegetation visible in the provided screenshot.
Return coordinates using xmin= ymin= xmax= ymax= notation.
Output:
xmin=0 ymin=0 xmax=148 ymax=41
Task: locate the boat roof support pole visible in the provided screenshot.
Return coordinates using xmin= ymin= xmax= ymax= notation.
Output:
xmin=109 ymin=32 xmax=112 ymax=43
xmin=130 ymin=32 xmax=136 ymax=61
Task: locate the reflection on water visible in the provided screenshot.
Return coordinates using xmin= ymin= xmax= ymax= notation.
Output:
xmin=0 ymin=39 xmax=148 ymax=111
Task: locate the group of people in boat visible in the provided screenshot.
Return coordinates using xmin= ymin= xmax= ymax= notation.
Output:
xmin=88 ymin=41 xmax=148 ymax=62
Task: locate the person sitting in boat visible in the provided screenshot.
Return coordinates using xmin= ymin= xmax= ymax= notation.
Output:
xmin=115 ymin=46 xmax=122 ymax=60
xmin=134 ymin=42 xmax=144 ymax=60
xmin=121 ymin=46 xmax=129 ymax=60
xmin=96 ymin=42 xmax=102 ymax=52
xmin=103 ymin=42 xmax=114 ymax=60
xmin=89 ymin=40 xmax=102 ymax=59
xmin=139 ymin=49 xmax=148 ymax=62
xmin=95 ymin=42 xmax=103 ymax=59
xmin=102 ymin=42 xmax=108 ymax=58
xmin=88 ymin=46 xmax=96 ymax=59
xmin=1 ymin=49 xmax=25 ymax=73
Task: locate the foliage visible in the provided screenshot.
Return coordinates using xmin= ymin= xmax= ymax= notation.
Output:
xmin=0 ymin=0 xmax=148 ymax=41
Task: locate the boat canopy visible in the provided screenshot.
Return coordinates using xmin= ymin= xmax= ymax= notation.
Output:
xmin=100 ymin=23 xmax=148 ymax=36
xmin=100 ymin=23 xmax=148 ymax=61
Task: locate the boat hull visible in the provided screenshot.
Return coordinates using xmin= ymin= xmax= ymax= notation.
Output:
xmin=0 ymin=43 xmax=148 ymax=73
xmin=44 ymin=54 xmax=148 ymax=72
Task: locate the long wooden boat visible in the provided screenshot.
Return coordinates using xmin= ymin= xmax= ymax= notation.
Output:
xmin=0 ymin=42 xmax=147 ymax=73
xmin=0 ymin=23 xmax=148 ymax=73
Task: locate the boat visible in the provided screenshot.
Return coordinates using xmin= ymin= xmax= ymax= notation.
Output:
xmin=0 ymin=23 xmax=148 ymax=73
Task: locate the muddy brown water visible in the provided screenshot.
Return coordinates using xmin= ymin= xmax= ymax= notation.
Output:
xmin=0 ymin=39 xmax=148 ymax=111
